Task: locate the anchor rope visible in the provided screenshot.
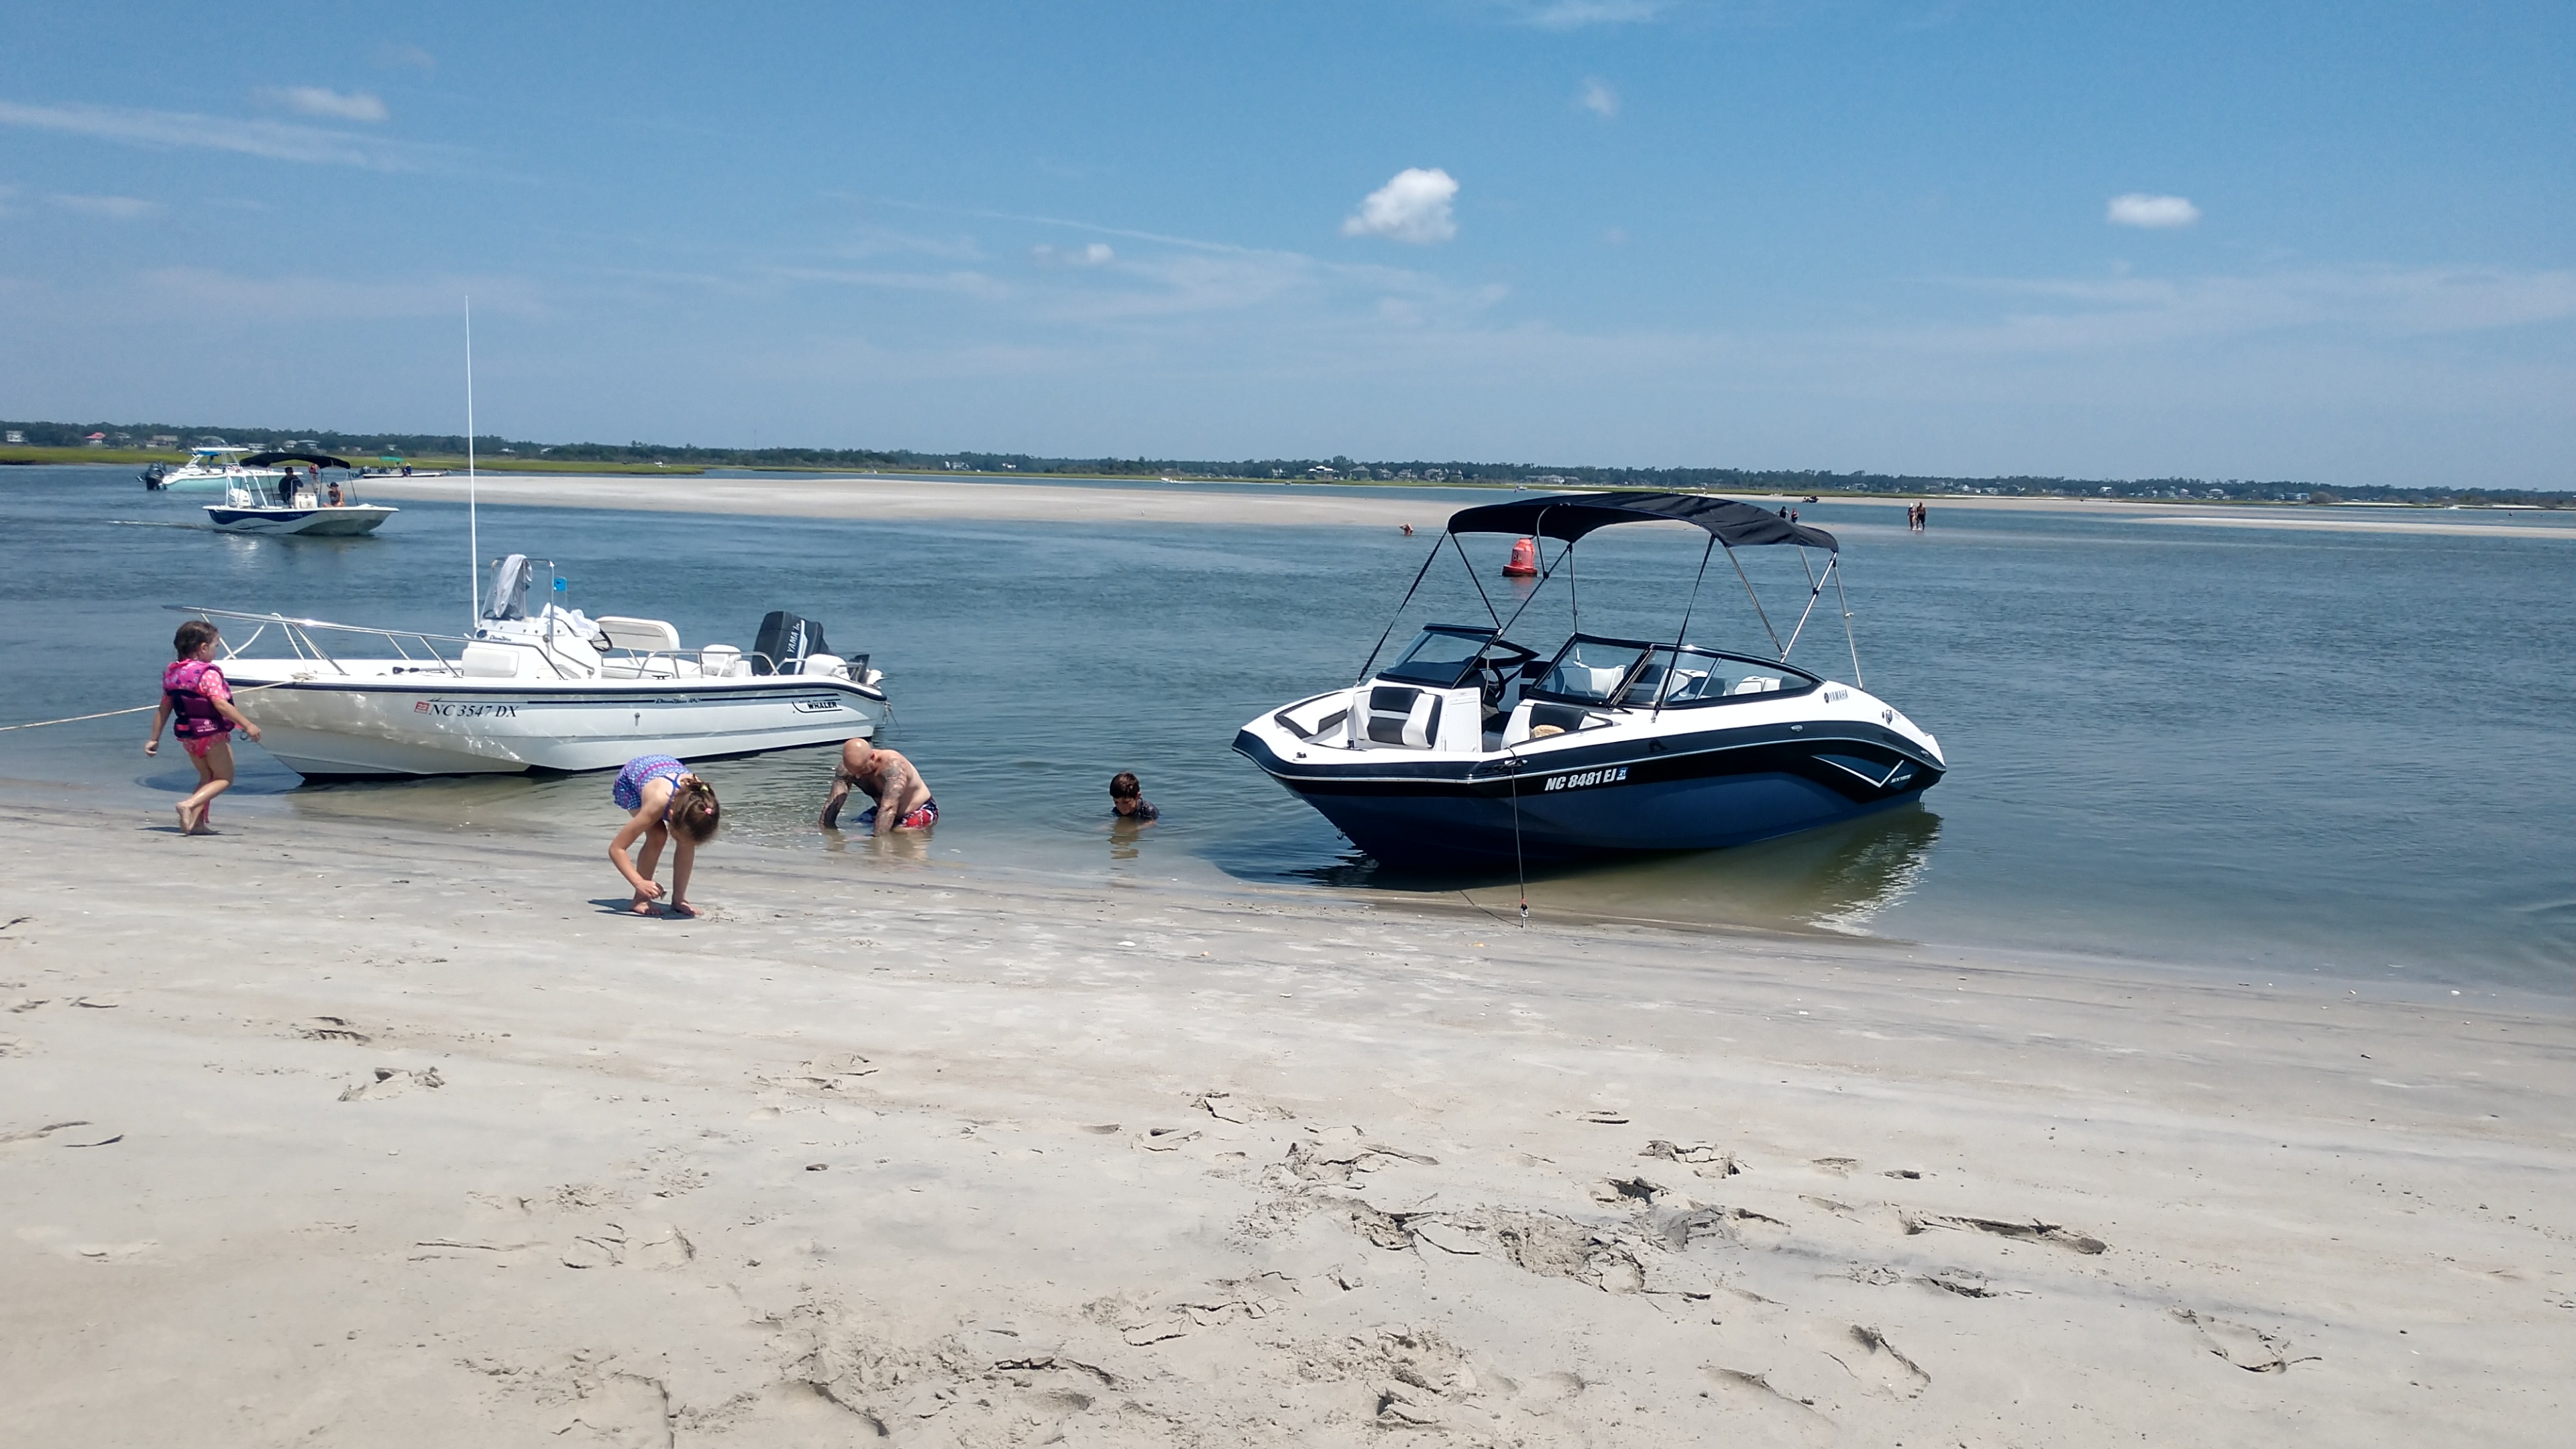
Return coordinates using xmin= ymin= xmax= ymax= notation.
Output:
xmin=0 ymin=680 xmax=292 ymax=733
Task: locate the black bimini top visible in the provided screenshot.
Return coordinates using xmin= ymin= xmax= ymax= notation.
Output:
xmin=241 ymin=451 xmax=354 ymax=470
xmin=1446 ymin=490 xmax=1836 ymax=551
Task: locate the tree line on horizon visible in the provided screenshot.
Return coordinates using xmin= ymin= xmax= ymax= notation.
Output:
xmin=5 ymin=417 xmax=2561 ymax=507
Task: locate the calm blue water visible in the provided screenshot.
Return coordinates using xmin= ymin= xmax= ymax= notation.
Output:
xmin=3 ymin=464 xmax=2569 ymax=989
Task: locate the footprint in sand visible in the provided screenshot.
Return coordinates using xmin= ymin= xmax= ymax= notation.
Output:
xmin=339 ymin=1066 xmax=443 ymax=1101
xmin=1920 ymin=1212 xmax=2106 ymax=1254
xmin=1644 ymin=1139 xmax=1742 ymax=1176
xmin=2172 ymin=1308 xmax=2318 ymax=1373
xmin=1820 ymin=1324 xmax=1931 ymax=1398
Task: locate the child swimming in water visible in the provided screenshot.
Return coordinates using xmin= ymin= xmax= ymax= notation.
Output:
xmin=608 ymin=755 xmax=720 ymax=917
xmin=145 ymin=619 xmax=262 ymax=835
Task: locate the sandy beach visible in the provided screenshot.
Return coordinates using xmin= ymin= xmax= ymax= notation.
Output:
xmin=3 ymin=800 xmax=2565 ymax=1446
xmin=354 ymin=472 xmax=2576 ymax=541
xmin=342 ymin=472 xmax=2576 ymax=539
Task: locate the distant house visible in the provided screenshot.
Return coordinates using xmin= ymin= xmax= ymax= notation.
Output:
xmin=1307 ymin=466 xmax=1337 ymax=478
xmin=3 ymin=431 xmax=23 ymax=445
xmin=148 ymin=435 xmax=178 ymax=448
xmin=84 ymin=431 xmax=107 ymax=447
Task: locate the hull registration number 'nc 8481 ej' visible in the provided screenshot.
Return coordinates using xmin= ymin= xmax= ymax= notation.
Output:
xmin=1542 ymin=766 xmax=1629 ymax=792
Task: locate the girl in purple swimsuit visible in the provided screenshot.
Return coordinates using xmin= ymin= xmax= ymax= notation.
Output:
xmin=608 ymin=755 xmax=720 ymax=917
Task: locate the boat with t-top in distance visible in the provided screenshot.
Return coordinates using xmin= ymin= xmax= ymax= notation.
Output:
xmin=201 ymin=451 xmax=398 ymax=536
xmin=177 ymin=553 xmax=887 ymax=778
xmin=1232 ymin=491 xmax=1945 ymax=867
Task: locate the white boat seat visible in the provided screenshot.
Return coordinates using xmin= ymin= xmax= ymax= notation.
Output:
xmin=1663 ymin=668 xmax=1713 ymax=702
xmin=700 ymin=644 xmax=743 ymax=676
xmin=459 ymin=641 xmax=525 ymax=678
xmin=1364 ymin=685 xmax=1442 ymax=748
xmin=596 ymin=616 xmax=682 ymax=652
xmin=1575 ymin=663 xmax=1627 ymax=697
xmin=798 ymin=653 xmax=845 ymax=678
xmin=1731 ymin=675 xmax=1782 ymax=696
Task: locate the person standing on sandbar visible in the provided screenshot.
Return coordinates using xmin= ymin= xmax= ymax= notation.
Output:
xmin=820 ymin=740 xmax=938 ymax=833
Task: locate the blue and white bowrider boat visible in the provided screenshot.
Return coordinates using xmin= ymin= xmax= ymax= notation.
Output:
xmin=1232 ymin=492 xmax=1945 ymax=866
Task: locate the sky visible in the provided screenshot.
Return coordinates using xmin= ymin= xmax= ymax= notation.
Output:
xmin=2 ymin=1 xmax=2570 ymax=487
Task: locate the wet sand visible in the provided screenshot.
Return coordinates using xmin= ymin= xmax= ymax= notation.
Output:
xmin=2 ymin=802 xmax=2566 ymax=1446
xmin=355 ymin=472 xmax=2576 ymax=540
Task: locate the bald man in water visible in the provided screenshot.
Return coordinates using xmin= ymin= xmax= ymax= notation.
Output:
xmin=820 ymin=739 xmax=938 ymax=833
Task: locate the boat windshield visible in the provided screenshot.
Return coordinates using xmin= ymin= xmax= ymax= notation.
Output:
xmin=1614 ymin=645 xmax=1822 ymax=707
xmin=1379 ymin=627 xmax=1505 ymax=688
xmin=1530 ymin=638 xmax=1823 ymax=707
xmin=1528 ymin=638 xmax=1654 ymax=703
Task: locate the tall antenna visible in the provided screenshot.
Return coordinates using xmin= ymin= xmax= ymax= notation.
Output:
xmin=465 ymin=295 xmax=478 ymax=631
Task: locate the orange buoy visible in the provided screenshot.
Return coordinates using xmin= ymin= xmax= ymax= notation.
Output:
xmin=1502 ymin=536 xmax=1540 ymax=577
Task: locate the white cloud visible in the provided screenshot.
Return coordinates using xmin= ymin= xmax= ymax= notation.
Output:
xmin=2106 ymin=193 xmax=2201 ymax=229
xmin=1519 ymin=1 xmax=1666 ymax=30
xmin=1342 ymin=168 xmax=1460 ymax=245
xmin=264 ymin=86 xmax=389 ymax=123
xmin=1916 ymin=264 xmax=2576 ymax=356
xmin=0 ymin=99 xmax=436 ymax=169
xmin=51 ymin=193 xmax=158 ymax=219
xmin=1032 ymin=241 xmax=1116 ymax=266
xmin=375 ymin=43 xmax=436 ymax=71
xmin=773 ymin=266 xmax=1011 ymax=301
xmin=1578 ymin=77 xmax=1619 ymax=119
xmin=131 ymin=267 xmax=539 ymax=322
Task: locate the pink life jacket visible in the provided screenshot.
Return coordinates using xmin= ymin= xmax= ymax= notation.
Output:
xmin=163 ymin=659 xmax=228 ymax=738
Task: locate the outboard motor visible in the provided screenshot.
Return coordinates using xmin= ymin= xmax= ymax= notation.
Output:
xmin=751 ymin=610 xmax=828 ymax=676
xmin=482 ymin=553 xmax=533 ymax=623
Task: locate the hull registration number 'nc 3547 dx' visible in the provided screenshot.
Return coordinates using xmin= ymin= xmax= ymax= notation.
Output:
xmin=1542 ymin=766 xmax=1629 ymax=792
xmin=415 ymin=700 xmax=520 ymax=718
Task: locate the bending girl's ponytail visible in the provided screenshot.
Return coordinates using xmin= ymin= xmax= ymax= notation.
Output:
xmin=672 ymin=777 xmax=721 ymax=843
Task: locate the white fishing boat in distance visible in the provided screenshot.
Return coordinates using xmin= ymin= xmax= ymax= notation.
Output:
xmin=178 ymin=554 xmax=886 ymax=778
xmin=201 ymin=451 xmax=398 ymax=536
xmin=141 ymin=444 xmax=255 ymax=493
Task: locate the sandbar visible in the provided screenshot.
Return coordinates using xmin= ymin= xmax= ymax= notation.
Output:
xmin=354 ymin=472 xmax=2576 ymax=541
xmin=1 ymin=801 xmax=2565 ymax=1445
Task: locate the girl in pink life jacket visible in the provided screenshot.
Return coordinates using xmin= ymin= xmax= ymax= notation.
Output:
xmin=145 ymin=619 xmax=262 ymax=835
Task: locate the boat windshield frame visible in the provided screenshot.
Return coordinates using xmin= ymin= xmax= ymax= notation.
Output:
xmin=1375 ymin=625 xmax=1540 ymax=689
xmin=1521 ymin=633 xmax=1823 ymax=710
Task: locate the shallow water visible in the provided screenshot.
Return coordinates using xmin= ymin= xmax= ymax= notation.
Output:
xmin=3 ymin=464 xmax=2568 ymax=989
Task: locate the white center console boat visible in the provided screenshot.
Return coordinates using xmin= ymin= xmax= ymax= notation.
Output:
xmin=200 ymin=451 xmax=398 ymax=536
xmin=1233 ymin=492 xmax=1945 ymax=867
xmin=182 ymin=554 xmax=886 ymax=778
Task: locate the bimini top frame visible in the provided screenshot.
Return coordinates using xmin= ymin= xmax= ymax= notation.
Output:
xmin=1446 ymin=490 xmax=1837 ymax=551
xmin=1356 ymin=490 xmax=1864 ymax=692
